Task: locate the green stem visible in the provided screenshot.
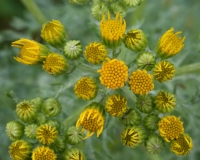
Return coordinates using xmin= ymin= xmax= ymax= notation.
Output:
xmin=78 ymin=63 xmax=98 ymax=74
xmin=175 ymin=62 xmax=200 ymax=76
xmin=21 ymin=0 xmax=48 ymax=25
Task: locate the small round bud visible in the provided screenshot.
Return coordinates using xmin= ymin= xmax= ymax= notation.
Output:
xmin=46 ymin=119 xmax=61 ymax=129
xmin=120 ymin=108 xmax=142 ymax=126
xmin=65 ymin=126 xmax=84 ymax=145
xmin=136 ymin=94 xmax=154 ymax=113
xmin=110 ymin=2 xmax=127 ymax=18
xmin=91 ymin=2 xmax=109 ymax=21
xmin=16 ymin=100 xmax=38 ymax=123
xmin=30 ymin=97 xmax=43 ymax=110
xmin=64 ymin=40 xmax=83 ymax=59
xmin=63 ymin=148 xmax=86 ymax=160
xmin=122 ymin=0 xmax=144 ymax=7
xmin=50 ymin=136 xmax=66 ymax=153
xmin=145 ymin=134 xmax=165 ymax=154
xmin=69 ymin=0 xmax=88 ymax=5
xmin=123 ymin=29 xmax=148 ymax=52
xmin=24 ymin=123 xmax=38 ymax=139
xmin=6 ymin=121 xmax=24 ymax=141
xmin=35 ymin=113 xmax=46 ymax=124
xmin=144 ymin=114 xmax=160 ymax=131
xmin=135 ymin=52 xmax=156 ymax=71
xmin=42 ymin=98 xmax=62 ymax=117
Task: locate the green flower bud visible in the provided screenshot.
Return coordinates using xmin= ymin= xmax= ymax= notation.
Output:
xmin=9 ymin=140 xmax=32 ymax=160
xmin=64 ymin=40 xmax=83 ymax=59
xmin=42 ymin=98 xmax=62 ymax=117
xmin=6 ymin=121 xmax=24 ymax=141
xmin=46 ymin=119 xmax=61 ymax=129
xmin=65 ymin=126 xmax=84 ymax=145
xmin=144 ymin=114 xmax=160 ymax=131
xmin=50 ymin=136 xmax=66 ymax=153
xmin=30 ymin=97 xmax=43 ymax=110
xmin=145 ymin=134 xmax=165 ymax=154
xmin=135 ymin=52 xmax=156 ymax=71
xmin=69 ymin=0 xmax=88 ymax=5
xmin=16 ymin=100 xmax=38 ymax=122
xmin=91 ymin=2 xmax=109 ymax=21
xmin=24 ymin=123 xmax=38 ymax=139
xmin=136 ymin=94 xmax=154 ymax=113
xmin=35 ymin=113 xmax=46 ymax=124
xmin=123 ymin=29 xmax=148 ymax=53
xmin=120 ymin=108 xmax=142 ymax=126
xmin=122 ymin=0 xmax=144 ymax=7
xmin=110 ymin=2 xmax=127 ymax=18
xmin=63 ymin=148 xmax=86 ymax=160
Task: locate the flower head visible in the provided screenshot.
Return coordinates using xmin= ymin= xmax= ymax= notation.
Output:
xmin=91 ymin=2 xmax=109 ymax=20
xmin=12 ymin=38 xmax=49 ymax=65
xmin=74 ymin=77 xmax=98 ymax=100
xmin=24 ymin=123 xmax=38 ymax=139
xmin=170 ymin=134 xmax=193 ymax=156
xmin=129 ymin=70 xmax=154 ymax=95
xmin=50 ymin=136 xmax=66 ymax=153
xmin=136 ymin=94 xmax=154 ymax=113
xmin=110 ymin=2 xmax=127 ymax=18
xmin=98 ymin=58 xmax=128 ymax=89
xmin=84 ymin=42 xmax=107 ymax=64
xmin=76 ymin=102 xmax=105 ymax=139
xmin=36 ymin=124 xmax=58 ymax=145
xmin=64 ymin=40 xmax=83 ymax=59
xmin=105 ymin=94 xmax=127 ymax=116
xmin=65 ymin=126 xmax=84 ymax=145
xmin=158 ymin=115 xmax=184 ymax=142
xmin=144 ymin=114 xmax=160 ymax=131
xmin=156 ymin=27 xmax=186 ymax=58
xmin=100 ymin=12 xmax=126 ymax=48
xmin=9 ymin=140 xmax=32 ymax=160
xmin=32 ymin=146 xmax=56 ymax=160
xmin=42 ymin=53 xmax=68 ymax=75
xmin=121 ymin=125 xmax=146 ymax=148
xmin=63 ymin=148 xmax=86 ymax=160
xmin=153 ymin=61 xmax=175 ymax=82
xmin=122 ymin=0 xmax=144 ymax=7
xmin=155 ymin=91 xmax=176 ymax=113
xmin=6 ymin=121 xmax=24 ymax=141
xmin=41 ymin=20 xmax=67 ymax=47
xmin=123 ymin=29 xmax=148 ymax=52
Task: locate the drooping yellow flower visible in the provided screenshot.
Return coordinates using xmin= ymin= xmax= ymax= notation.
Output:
xmin=156 ymin=27 xmax=186 ymax=58
xmin=84 ymin=42 xmax=107 ymax=64
xmin=74 ymin=77 xmax=98 ymax=100
xmin=11 ymin=38 xmax=49 ymax=65
xmin=105 ymin=94 xmax=127 ymax=117
xmin=9 ymin=140 xmax=32 ymax=160
xmin=170 ymin=134 xmax=193 ymax=156
xmin=76 ymin=102 xmax=105 ymax=139
xmin=154 ymin=91 xmax=176 ymax=113
xmin=129 ymin=70 xmax=154 ymax=95
xmin=153 ymin=61 xmax=175 ymax=82
xmin=98 ymin=58 xmax=128 ymax=89
xmin=32 ymin=146 xmax=56 ymax=160
xmin=100 ymin=12 xmax=126 ymax=48
xmin=36 ymin=124 xmax=58 ymax=145
xmin=158 ymin=116 xmax=184 ymax=142
xmin=42 ymin=53 xmax=68 ymax=75
xmin=41 ymin=19 xmax=67 ymax=47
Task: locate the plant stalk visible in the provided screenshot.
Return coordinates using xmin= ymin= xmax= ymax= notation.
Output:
xmin=175 ymin=62 xmax=200 ymax=76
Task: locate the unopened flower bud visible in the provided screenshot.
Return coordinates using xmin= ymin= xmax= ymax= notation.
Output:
xmin=46 ymin=119 xmax=61 ymax=129
xmin=65 ymin=126 xmax=84 ymax=145
xmin=42 ymin=98 xmax=62 ymax=117
xmin=91 ymin=2 xmax=109 ymax=21
xmin=64 ymin=40 xmax=83 ymax=59
xmin=63 ymin=148 xmax=86 ymax=160
xmin=69 ymin=0 xmax=88 ymax=5
xmin=122 ymin=0 xmax=144 ymax=7
xmin=110 ymin=2 xmax=127 ymax=18
xmin=35 ymin=113 xmax=46 ymax=124
xmin=144 ymin=114 xmax=160 ymax=131
xmin=6 ymin=121 xmax=24 ymax=141
xmin=50 ymin=136 xmax=66 ymax=152
xmin=30 ymin=97 xmax=43 ymax=110
xmin=24 ymin=123 xmax=38 ymax=139
xmin=136 ymin=94 xmax=154 ymax=113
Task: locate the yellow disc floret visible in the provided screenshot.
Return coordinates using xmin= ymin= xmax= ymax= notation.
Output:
xmin=84 ymin=42 xmax=107 ymax=64
xmin=32 ymin=146 xmax=56 ymax=160
xmin=153 ymin=61 xmax=175 ymax=82
xmin=105 ymin=94 xmax=127 ymax=116
xmin=74 ymin=77 xmax=98 ymax=100
xmin=158 ymin=116 xmax=184 ymax=142
xmin=98 ymin=58 xmax=128 ymax=89
xmin=129 ymin=70 xmax=154 ymax=95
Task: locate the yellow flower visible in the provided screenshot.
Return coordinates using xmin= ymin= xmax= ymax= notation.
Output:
xmin=158 ymin=115 xmax=184 ymax=142
xmin=156 ymin=27 xmax=186 ymax=58
xmin=9 ymin=140 xmax=32 ymax=160
xmin=84 ymin=42 xmax=107 ymax=64
xmin=41 ymin=19 xmax=67 ymax=47
xmin=153 ymin=61 xmax=175 ymax=82
xmin=11 ymin=38 xmax=49 ymax=65
xmin=154 ymin=91 xmax=176 ymax=113
xmin=76 ymin=102 xmax=105 ymax=139
xmin=74 ymin=77 xmax=98 ymax=100
xmin=98 ymin=58 xmax=128 ymax=89
xmin=42 ymin=53 xmax=68 ymax=75
xmin=63 ymin=148 xmax=86 ymax=160
xmin=170 ymin=134 xmax=193 ymax=156
xmin=105 ymin=94 xmax=127 ymax=116
xmin=129 ymin=70 xmax=154 ymax=95
xmin=100 ymin=12 xmax=126 ymax=48
xmin=36 ymin=124 xmax=58 ymax=145
xmin=32 ymin=146 xmax=56 ymax=160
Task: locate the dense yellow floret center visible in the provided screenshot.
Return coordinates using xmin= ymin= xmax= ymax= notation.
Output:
xmin=122 ymin=128 xmax=140 ymax=147
xmin=10 ymin=141 xmax=29 ymax=160
xmin=32 ymin=146 xmax=56 ymax=160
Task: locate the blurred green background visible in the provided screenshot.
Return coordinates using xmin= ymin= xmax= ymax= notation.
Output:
xmin=0 ymin=0 xmax=200 ymax=159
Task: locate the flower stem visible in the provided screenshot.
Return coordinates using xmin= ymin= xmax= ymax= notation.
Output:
xmin=175 ymin=62 xmax=200 ymax=76
xmin=78 ymin=63 xmax=98 ymax=74
xmin=21 ymin=0 xmax=48 ymax=25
